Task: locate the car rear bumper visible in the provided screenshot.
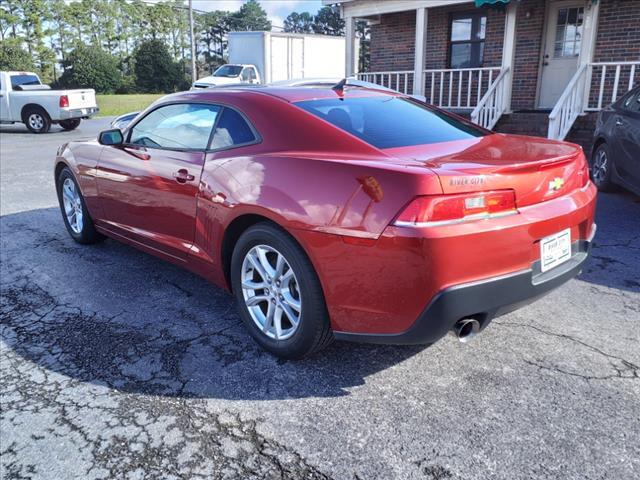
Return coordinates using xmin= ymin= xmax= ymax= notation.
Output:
xmin=334 ymin=234 xmax=593 ymax=345
xmin=295 ymin=181 xmax=597 ymax=343
xmin=60 ymin=107 xmax=99 ymax=119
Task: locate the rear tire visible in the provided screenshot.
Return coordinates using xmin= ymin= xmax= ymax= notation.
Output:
xmin=590 ymin=143 xmax=617 ymax=192
xmin=56 ymin=167 xmax=105 ymax=244
xmin=23 ymin=106 xmax=51 ymax=134
xmin=231 ymin=223 xmax=333 ymax=359
xmin=60 ymin=119 xmax=81 ymax=131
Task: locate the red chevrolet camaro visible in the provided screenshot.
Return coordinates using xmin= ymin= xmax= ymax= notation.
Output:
xmin=54 ymin=83 xmax=597 ymax=358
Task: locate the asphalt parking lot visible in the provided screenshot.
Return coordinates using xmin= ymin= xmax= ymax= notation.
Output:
xmin=1 ymin=118 xmax=639 ymax=480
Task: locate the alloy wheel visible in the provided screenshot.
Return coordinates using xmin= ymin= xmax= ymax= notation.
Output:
xmin=241 ymin=245 xmax=302 ymax=340
xmin=62 ymin=178 xmax=83 ymax=234
xmin=593 ymin=149 xmax=608 ymax=185
xmin=28 ymin=113 xmax=44 ymax=131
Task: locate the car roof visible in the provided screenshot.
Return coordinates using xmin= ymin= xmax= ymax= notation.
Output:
xmin=170 ymin=85 xmax=405 ymax=103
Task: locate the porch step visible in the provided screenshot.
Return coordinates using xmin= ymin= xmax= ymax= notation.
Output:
xmin=494 ymin=112 xmax=549 ymax=138
xmin=565 ymin=113 xmax=598 ymax=158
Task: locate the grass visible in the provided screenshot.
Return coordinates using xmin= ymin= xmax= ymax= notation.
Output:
xmin=96 ymin=94 xmax=164 ymax=117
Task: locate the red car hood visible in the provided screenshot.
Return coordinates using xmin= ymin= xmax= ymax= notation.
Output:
xmin=384 ymin=133 xmax=588 ymax=207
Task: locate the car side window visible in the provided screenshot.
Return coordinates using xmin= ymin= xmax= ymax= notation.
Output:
xmin=619 ymin=89 xmax=640 ymax=112
xmin=129 ymin=103 xmax=220 ymax=150
xmin=241 ymin=68 xmax=251 ymax=81
xmin=624 ymin=92 xmax=640 ymax=113
xmin=210 ymin=108 xmax=257 ymax=150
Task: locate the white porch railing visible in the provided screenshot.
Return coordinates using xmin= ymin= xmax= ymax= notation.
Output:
xmin=470 ymin=68 xmax=510 ymax=130
xmin=584 ymin=61 xmax=639 ymax=111
xmin=423 ymin=67 xmax=502 ymax=109
xmin=356 ymin=71 xmax=414 ymax=94
xmin=356 ymin=67 xmax=502 ymax=108
xmin=548 ymin=61 xmax=639 ymax=140
xmin=548 ymin=64 xmax=589 ymax=141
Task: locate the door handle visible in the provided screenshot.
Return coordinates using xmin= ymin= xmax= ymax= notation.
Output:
xmin=123 ymin=145 xmax=150 ymax=160
xmin=173 ymin=169 xmax=195 ymax=183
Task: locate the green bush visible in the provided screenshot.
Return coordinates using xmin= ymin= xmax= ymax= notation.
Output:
xmin=0 ymin=41 xmax=35 ymax=72
xmin=134 ymin=40 xmax=185 ymax=93
xmin=117 ymin=74 xmax=138 ymax=94
xmin=58 ymin=45 xmax=122 ymax=94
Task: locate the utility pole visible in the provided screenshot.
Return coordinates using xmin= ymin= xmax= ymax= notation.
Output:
xmin=188 ymin=0 xmax=196 ymax=81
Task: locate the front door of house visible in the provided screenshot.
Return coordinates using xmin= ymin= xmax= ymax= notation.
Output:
xmin=538 ymin=1 xmax=585 ymax=109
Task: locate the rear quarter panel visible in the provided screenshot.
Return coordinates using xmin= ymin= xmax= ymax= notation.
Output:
xmin=189 ymin=151 xmax=442 ymax=289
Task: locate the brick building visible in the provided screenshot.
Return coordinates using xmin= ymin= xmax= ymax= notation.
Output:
xmin=328 ymin=0 xmax=640 ymax=152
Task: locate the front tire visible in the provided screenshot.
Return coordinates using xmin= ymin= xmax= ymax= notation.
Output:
xmin=231 ymin=223 xmax=333 ymax=359
xmin=56 ymin=167 xmax=105 ymax=244
xmin=590 ymin=143 xmax=617 ymax=192
xmin=24 ymin=107 xmax=51 ymax=134
xmin=60 ymin=119 xmax=81 ymax=131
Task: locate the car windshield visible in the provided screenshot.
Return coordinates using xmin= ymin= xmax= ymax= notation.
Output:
xmin=213 ymin=65 xmax=243 ymax=78
xmin=10 ymin=74 xmax=41 ymax=88
xmin=295 ymin=96 xmax=488 ymax=149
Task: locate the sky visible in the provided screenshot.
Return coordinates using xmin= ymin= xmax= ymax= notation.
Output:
xmin=192 ymin=0 xmax=325 ymax=31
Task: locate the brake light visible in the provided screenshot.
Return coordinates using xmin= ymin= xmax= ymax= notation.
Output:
xmin=578 ymin=154 xmax=589 ymax=187
xmin=394 ymin=190 xmax=517 ymax=227
xmin=59 ymin=95 xmax=69 ymax=108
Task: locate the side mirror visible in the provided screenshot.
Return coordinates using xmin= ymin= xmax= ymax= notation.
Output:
xmin=98 ymin=129 xmax=123 ymax=146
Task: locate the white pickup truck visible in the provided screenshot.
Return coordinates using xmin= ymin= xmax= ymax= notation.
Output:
xmin=0 ymin=71 xmax=99 ymax=133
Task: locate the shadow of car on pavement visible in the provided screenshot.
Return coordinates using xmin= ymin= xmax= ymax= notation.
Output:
xmin=1 ymin=207 xmax=427 ymax=401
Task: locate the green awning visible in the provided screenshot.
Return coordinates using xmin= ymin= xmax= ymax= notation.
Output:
xmin=474 ymin=0 xmax=510 ymax=6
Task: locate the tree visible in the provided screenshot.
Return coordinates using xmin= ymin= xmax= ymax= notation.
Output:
xmin=0 ymin=40 xmax=34 ymax=71
xmin=200 ymin=10 xmax=230 ymax=69
xmin=284 ymin=12 xmax=314 ymax=34
xmin=0 ymin=0 xmax=20 ymax=41
xmin=134 ymin=39 xmax=184 ymax=93
xmin=229 ymin=0 xmax=271 ymax=32
xmin=58 ymin=44 xmax=122 ymax=93
xmin=313 ymin=6 xmax=344 ymax=36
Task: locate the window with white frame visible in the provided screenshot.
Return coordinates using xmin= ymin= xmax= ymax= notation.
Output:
xmin=553 ymin=7 xmax=584 ymax=58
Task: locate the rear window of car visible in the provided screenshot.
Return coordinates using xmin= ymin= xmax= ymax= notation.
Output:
xmin=10 ymin=74 xmax=41 ymax=88
xmin=294 ymin=96 xmax=487 ymax=149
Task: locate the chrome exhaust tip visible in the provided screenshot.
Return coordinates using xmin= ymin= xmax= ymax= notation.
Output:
xmin=452 ymin=318 xmax=480 ymax=343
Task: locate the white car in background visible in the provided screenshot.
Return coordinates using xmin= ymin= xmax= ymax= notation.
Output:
xmin=0 ymin=71 xmax=98 ymax=133
xmin=191 ymin=64 xmax=261 ymax=89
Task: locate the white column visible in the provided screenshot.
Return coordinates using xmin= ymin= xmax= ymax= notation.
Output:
xmin=580 ymin=0 xmax=600 ymax=109
xmin=413 ymin=7 xmax=428 ymax=96
xmin=345 ymin=16 xmax=358 ymax=77
xmin=501 ymin=2 xmax=517 ymax=113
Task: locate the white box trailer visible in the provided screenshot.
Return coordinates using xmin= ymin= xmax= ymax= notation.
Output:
xmin=228 ymin=31 xmax=346 ymax=84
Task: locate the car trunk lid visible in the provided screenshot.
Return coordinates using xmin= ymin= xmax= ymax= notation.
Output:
xmin=384 ymin=133 xmax=588 ymax=207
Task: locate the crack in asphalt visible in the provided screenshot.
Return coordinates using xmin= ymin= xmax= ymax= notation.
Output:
xmin=0 ymin=277 xmax=334 ymax=479
xmin=593 ymin=235 xmax=640 ymax=250
xmin=494 ymin=321 xmax=639 ymax=381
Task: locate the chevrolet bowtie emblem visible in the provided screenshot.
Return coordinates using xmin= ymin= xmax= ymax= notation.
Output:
xmin=548 ymin=177 xmax=564 ymax=192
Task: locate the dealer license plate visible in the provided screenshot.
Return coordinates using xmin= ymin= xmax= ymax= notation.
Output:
xmin=540 ymin=228 xmax=572 ymax=273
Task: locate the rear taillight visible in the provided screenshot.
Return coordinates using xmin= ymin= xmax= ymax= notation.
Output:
xmin=578 ymin=154 xmax=589 ymax=187
xmin=59 ymin=95 xmax=69 ymax=108
xmin=394 ymin=190 xmax=517 ymax=227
